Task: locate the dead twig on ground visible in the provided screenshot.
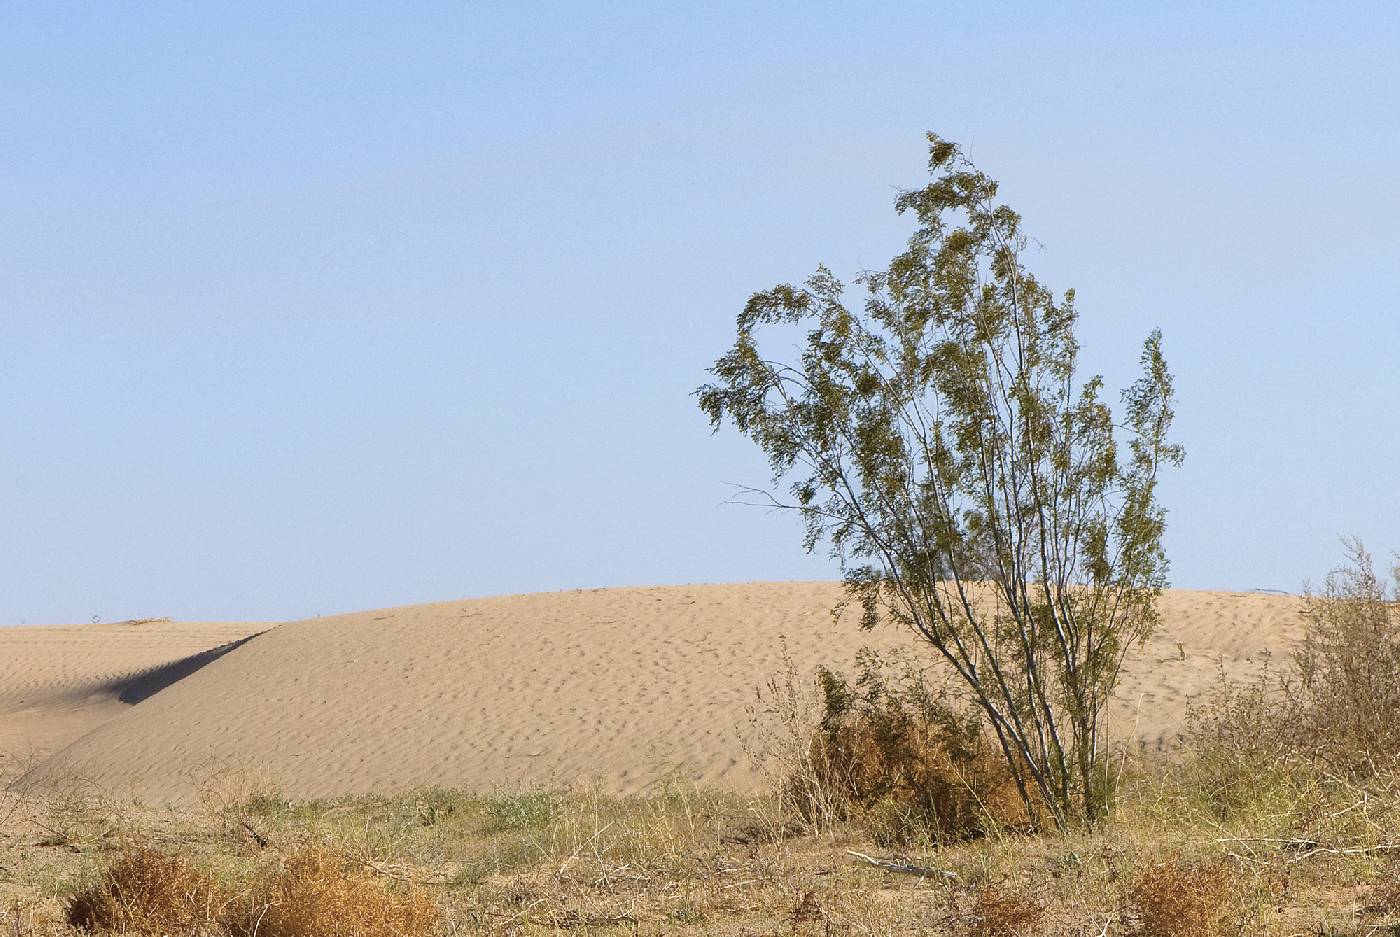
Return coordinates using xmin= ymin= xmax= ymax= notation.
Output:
xmin=845 ymin=850 xmax=958 ymax=880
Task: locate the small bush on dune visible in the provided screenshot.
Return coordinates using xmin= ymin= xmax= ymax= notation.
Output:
xmin=786 ymin=649 xmax=1029 ymax=845
xmin=67 ymin=845 xmax=223 ymax=933
xmin=228 ymin=847 xmax=437 ymax=937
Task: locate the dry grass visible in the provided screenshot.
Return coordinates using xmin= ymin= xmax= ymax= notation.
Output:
xmin=66 ymin=845 xmax=222 ymax=933
xmin=755 ymin=646 xmax=1028 ymax=846
xmin=228 ymin=847 xmax=437 ymax=937
xmin=1129 ymin=860 xmax=1238 ymax=937
xmin=7 ymin=775 xmax=1400 ymax=935
xmin=967 ymin=884 xmax=1044 ymax=937
xmin=62 ymin=843 xmax=436 ymax=937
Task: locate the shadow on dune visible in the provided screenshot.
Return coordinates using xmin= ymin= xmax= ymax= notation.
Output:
xmin=102 ymin=633 xmax=263 ymax=706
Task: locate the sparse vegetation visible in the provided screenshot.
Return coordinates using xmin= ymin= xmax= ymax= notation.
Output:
xmin=1295 ymin=539 xmax=1400 ymax=775
xmin=12 ymin=548 xmax=1400 ymax=934
xmin=1178 ymin=541 xmax=1400 ymax=826
xmin=1 ymin=764 xmax=1399 ymax=935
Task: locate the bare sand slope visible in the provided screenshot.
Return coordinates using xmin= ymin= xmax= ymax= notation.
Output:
xmin=0 ymin=619 xmax=268 ymax=784
xmin=15 ymin=585 xmax=1305 ymax=804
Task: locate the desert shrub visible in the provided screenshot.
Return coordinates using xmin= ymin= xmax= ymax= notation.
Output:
xmin=968 ymin=883 xmax=1044 ymax=937
xmin=1294 ymin=539 xmax=1400 ymax=775
xmin=482 ymin=791 xmax=561 ymax=833
xmin=743 ymin=640 xmax=847 ymax=836
xmin=1179 ymin=659 xmax=1312 ymax=821
xmin=1130 ymin=860 xmax=1238 ymax=937
xmin=67 ymin=844 xmax=223 ymax=933
xmin=1184 ymin=541 xmax=1400 ymax=810
xmin=792 ymin=649 xmax=1029 ymax=845
xmin=227 ymin=847 xmax=437 ymax=937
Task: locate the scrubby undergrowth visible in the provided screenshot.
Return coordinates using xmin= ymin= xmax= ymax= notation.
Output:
xmin=4 ymin=759 xmax=1400 ymax=935
xmin=8 ymin=548 xmax=1400 ymax=935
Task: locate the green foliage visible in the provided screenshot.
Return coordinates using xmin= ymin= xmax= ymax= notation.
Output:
xmin=482 ymin=791 xmax=562 ymax=833
xmin=699 ymin=132 xmax=1182 ymax=829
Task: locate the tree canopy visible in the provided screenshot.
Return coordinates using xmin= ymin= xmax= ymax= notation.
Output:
xmin=698 ymin=133 xmax=1183 ymax=828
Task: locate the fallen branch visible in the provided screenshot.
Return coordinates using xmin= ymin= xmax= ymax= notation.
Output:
xmin=1212 ymin=836 xmax=1400 ymax=864
xmin=345 ymin=854 xmax=451 ymax=886
xmin=1213 ymin=836 xmax=1317 ymax=851
xmin=1288 ymin=842 xmax=1400 ymax=864
xmin=846 ymin=850 xmax=958 ymax=880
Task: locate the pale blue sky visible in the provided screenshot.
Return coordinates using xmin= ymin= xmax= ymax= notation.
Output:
xmin=3 ymin=3 xmax=1398 ymax=623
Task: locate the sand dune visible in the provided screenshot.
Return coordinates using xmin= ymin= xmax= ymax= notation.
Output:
xmin=9 ymin=584 xmax=1306 ymax=804
xmin=0 ymin=618 xmax=268 ymax=784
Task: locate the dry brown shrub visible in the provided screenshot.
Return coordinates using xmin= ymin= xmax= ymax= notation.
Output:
xmin=1130 ymin=861 xmax=1237 ymax=937
xmin=227 ymin=846 xmax=437 ymax=937
xmin=798 ymin=649 xmax=1030 ymax=844
xmin=968 ymin=884 xmax=1044 ymax=937
xmin=66 ymin=844 xmax=223 ymax=933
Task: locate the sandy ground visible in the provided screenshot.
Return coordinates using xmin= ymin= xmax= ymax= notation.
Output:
xmin=0 ymin=618 xmax=267 ymax=785
xmin=5 ymin=584 xmax=1305 ymax=805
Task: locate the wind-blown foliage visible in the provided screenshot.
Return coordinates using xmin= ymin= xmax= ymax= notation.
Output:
xmin=698 ymin=133 xmax=1183 ymax=828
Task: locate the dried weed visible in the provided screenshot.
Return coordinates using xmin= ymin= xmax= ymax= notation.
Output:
xmin=66 ymin=845 xmax=223 ymax=933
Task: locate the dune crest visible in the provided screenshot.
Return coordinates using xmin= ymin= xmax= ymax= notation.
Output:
xmin=11 ymin=584 xmax=1305 ymax=803
xmin=0 ymin=619 xmax=268 ymax=784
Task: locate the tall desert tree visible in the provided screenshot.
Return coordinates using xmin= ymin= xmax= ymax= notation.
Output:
xmin=698 ymin=134 xmax=1183 ymax=829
